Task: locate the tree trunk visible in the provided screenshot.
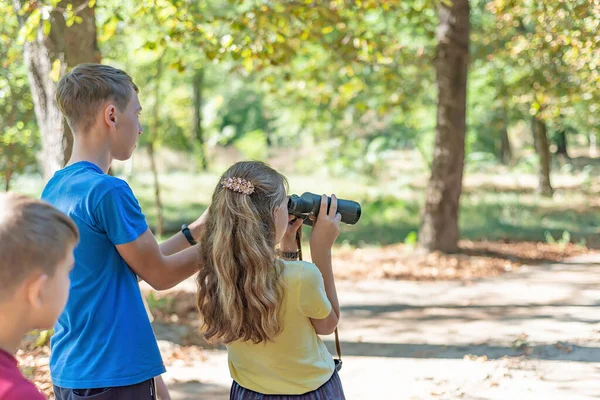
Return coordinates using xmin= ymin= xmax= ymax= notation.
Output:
xmin=148 ymin=60 xmax=164 ymax=237
xmin=419 ymin=0 xmax=470 ymax=253
xmin=12 ymin=0 xmax=101 ymax=181
xmin=555 ymin=130 xmax=569 ymax=158
xmin=147 ymin=143 xmax=164 ymax=236
xmin=532 ymin=116 xmax=553 ymax=197
xmin=265 ymin=120 xmax=273 ymax=148
xmin=4 ymin=170 xmax=13 ymax=192
xmin=499 ymin=110 xmax=512 ymax=165
xmin=193 ymin=69 xmax=208 ymax=170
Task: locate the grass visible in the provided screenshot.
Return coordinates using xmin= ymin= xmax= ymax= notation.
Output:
xmin=8 ymin=150 xmax=600 ymax=249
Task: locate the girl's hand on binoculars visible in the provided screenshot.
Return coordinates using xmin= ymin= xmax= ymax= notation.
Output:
xmin=280 ymin=216 xmax=303 ymax=252
xmin=310 ymin=194 xmax=342 ymax=252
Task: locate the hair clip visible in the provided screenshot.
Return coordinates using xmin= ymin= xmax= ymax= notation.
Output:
xmin=221 ymin=177 xmax=255 ymax=195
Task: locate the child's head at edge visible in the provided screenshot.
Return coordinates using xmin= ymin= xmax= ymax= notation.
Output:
xmin=197 ymin=161 xmax=290 ymax=345
xmin=0 ymin=193 xmax=79 ymax=353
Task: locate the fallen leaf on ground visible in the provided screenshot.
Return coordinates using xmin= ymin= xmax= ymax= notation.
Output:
xmin=555 ymin=341 xmax=573 ymax=354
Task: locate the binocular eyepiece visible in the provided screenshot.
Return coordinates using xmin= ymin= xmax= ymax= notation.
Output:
xmin=287 ymin=192 xmax=362 ymax=226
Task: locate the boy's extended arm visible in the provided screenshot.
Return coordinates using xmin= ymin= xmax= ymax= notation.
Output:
xmin=158 ymin=220 xmax=204 ymax=256
xmin=98 ymin=186 xmax=207 ymax=290
xmin=117 ymin=229 xmax=199 ymax=290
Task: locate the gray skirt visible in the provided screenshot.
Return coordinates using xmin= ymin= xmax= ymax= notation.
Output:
xmin=230 ymin=370 xmax=345 ymax=399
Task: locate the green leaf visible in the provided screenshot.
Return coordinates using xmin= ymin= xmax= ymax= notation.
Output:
xmin=404 ymin=231 xmax=418 ymax=246
xmin=25 ymin=26 xmax=37 ymax=42
xmin=99 ymin=16 xmax=118 ymax=42
xmin=243 ymin=57 xmax=254 ymax=72
xmin=50 ymin=59 xmax=61 ymax=82
xmin=35 ymin=329 xmax=54 ymax=348
xmin=43 ymin=20 xmax=51 ymax=37
xmin=144 ymin=41 xmax=157 ymax=50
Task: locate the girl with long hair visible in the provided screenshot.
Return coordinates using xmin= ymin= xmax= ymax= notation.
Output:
xmin=197 ymin=161 xmax=345 ymax=399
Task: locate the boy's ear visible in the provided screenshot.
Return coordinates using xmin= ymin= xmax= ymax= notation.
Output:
xmin=104 ymin=104 xmax=117 ymax=129
xmin=25 ymin=272 xmax=47 ymax=310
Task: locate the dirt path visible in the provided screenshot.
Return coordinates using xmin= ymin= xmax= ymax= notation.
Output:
xmin=148 ymin=254 xmax=600 ymax=399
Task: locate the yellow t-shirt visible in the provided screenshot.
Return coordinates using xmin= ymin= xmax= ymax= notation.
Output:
xmin=227 ymin=260 xmax=335 ymax=395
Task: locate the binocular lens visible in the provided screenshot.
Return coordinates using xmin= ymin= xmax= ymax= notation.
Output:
xmin=288 ymin=192 xmax=361 ymax=226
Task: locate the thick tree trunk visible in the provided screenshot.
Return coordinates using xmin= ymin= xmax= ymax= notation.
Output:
xmin=193 ymin=69 xmax=208 ymax=170
xmin=419 ymin=0 xmax=470 ymax=253
xmin=532 ymin=116 xmax=554 ymax=197
xmin=148 ymin=60 xmax=164 ymax=236
xmin=13 ymin=0 xmax=100 ymax=181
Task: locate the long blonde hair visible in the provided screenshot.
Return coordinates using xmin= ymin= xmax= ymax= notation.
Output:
xmin=197 ymin=161 xmax=288 ymax=344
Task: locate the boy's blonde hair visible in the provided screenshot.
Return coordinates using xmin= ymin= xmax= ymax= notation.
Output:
xmin=56 ymin=63 xmax=139 ymax=133
xmin=197 ymin=161 xmax=288 ymax=344
xmin=0 ymin=193 xmax=79 ymax=297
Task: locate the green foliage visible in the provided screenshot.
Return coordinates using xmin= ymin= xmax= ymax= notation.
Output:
xmin=233 ymin=130 xmax=269 ymax=160
xmin=487 ymin=0 xmax=599 ymax=127
xmin=121 ymin=166 xmax=600 ymax=248
xmin=6 ymin=0 xmax=589 ymax=176
xmin=106 ymin=0 xmax=440 ymax=173
xmin=545 ymin=230 xmax=572 ymax=246
xmin=146 ymin=291 xmax=174 ymax=313
xmin=404 ymin=231 xmax=418 ymax=247
xmin=0 ymin=126 xmax=38 ymax=190
xmin=217 ymin=88 xmax=272 ymax=145
xmin=0 ymin=3 xmax=39 ymax=190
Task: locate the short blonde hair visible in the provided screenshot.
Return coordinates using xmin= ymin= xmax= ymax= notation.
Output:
xmin=0 ymin=193 xmax=79 ymax=296
xmin=56 ymin=63 xmax=139 ymax=133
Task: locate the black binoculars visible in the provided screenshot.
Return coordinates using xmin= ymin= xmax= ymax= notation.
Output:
xmin=287 ymin=192 xmax=362 ymax=226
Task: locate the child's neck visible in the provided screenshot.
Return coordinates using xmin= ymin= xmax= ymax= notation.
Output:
xmin=0 ymin=307 xmax=27 ymax=355
xmin=68 ymin=133 xmax=113 ymax=174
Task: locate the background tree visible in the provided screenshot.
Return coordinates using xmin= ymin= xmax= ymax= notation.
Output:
xmin=488 ymin=0 xmax=600 ymax=196
xmin=419 ymin=0 xmax=470 ymax=253
xmin=12 ymin=0 xmax=101 ymax=180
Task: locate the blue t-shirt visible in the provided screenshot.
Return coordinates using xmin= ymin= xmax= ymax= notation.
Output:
xmin=41 ymin=161 xmax=165 ymax=389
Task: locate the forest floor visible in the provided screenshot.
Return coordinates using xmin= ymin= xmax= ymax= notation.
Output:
xmin=20 ymin=247 xmax=600 ymax=399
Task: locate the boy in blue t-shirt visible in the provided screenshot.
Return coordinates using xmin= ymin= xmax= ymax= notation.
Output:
xmin=42 ymin=64 xmax=205 ymax=399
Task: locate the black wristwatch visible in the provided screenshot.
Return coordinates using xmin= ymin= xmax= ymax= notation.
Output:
xmin=181 ymin=224 xmax=197 ymax=246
